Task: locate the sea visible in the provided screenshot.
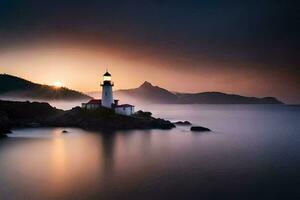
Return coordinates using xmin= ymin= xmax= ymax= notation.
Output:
xmin=0 ymin=103 xmax=299 ymax=199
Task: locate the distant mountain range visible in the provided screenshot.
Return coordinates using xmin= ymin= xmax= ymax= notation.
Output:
xmin=0 ymin=74 xmax=91 ymax=100
xmin=0 ymin=74 xmax=283 ymax=104
xmin=114 ymin=81 xmax=283 ymax=104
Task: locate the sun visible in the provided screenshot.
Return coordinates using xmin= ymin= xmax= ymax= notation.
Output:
xmin=52 ymin=81 xmax=63 ymax=88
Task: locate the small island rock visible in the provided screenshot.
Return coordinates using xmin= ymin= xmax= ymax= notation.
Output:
xmin=190 ymin=126 xmax=211 ymax=132
xmin=174 ymin=121 xmax=192 ymax=126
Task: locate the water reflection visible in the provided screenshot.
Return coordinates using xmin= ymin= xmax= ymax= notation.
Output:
xmin=49 ymin=137 xmax=69 ymax=196
xmin=101 ymin=133 xmax=116 ymax=180
xmin=0 ymin=105 xmax=299 ymax=199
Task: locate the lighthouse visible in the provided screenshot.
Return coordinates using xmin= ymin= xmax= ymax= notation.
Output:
xmin=82 ymin=70 xmax=134 ymax=115
xmin=101 ymin=70 xmax=114 ymax=108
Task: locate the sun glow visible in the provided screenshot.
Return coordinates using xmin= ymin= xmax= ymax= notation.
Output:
xmin=52 ymin=81 xmax=63 ymax=88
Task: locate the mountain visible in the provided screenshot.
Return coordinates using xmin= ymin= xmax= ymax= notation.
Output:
xmin=0 ymin=74 xmax=91 ymax=100
xmin=176 ymin=92 xmax=282 ymax=104
xmin=116 ymin=81 xmax=177 ymax=103
xmin=115 ymin=81 xmax=283 ymax=104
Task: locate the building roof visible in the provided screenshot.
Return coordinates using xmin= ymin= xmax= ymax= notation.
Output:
xmin=115 ymin=104 xmax=134 ymax=108
xmin=86 ymin=99 xmax=101 ymax=104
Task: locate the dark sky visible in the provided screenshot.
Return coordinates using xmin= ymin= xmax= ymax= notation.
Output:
xmin=0 ymin=0 xmax=299 ymax=103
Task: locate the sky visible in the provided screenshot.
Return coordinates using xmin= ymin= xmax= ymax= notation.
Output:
xmin=0 ymin=0 xmax=299 ymax=103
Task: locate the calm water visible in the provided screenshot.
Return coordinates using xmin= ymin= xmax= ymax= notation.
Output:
xmin=0 ymin=104 xmax=299 ymax=199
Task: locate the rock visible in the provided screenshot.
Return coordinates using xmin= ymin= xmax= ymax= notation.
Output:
xmin=0 ymin=135 xmax=8 ymax=138
xmin=0 ymin=114 xmax=12 ymax=135
xmin=150 ymin=118 xmax=176 ymax=130
xmin=59 ymin=107 xmax=176 ymax=131
xmin=132 ymin=110 xmax=152 ymax=119
xmin=0 ymin=126 xmax=12 ymax=134
xmin=190 ymin=126 xmax=211 ymax=132
xmin=173 ymin=121 xmax=192 ymax=126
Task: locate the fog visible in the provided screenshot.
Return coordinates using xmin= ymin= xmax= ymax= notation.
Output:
xmin=0 ymin=95 xmax=150 ymax=112
xmin=0 ymin=96 xmax=85 ymax=110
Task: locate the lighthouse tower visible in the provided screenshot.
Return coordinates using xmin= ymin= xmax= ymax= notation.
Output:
xmin=101 ymin=70 xmax=114 ymax=108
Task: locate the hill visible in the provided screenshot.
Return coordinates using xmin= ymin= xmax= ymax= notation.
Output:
xmin=0 ymin=74 xmax=91 ymax=100
xmin=116 ymin=81 xmax=177 ymax=103
xmin=115 ymin=81 xmax=283 ymax=104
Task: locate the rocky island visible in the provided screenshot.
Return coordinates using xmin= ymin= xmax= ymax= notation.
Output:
xmin=0 ymin=100 xmax=175 ymax=135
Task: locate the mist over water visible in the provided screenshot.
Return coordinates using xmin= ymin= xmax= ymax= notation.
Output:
xmin=0 ymin=96 xmax=86 ymax=110
xmin=0 ymin=92 xmax=145 ymax=110
xmin=0 ymin=103 xmax=299 ymax=199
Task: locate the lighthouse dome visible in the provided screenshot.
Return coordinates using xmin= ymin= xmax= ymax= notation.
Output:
xmin=103 ymin=71 xmax=111 ymax=76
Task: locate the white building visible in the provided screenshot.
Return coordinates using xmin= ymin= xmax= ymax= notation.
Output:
xmin=82 ymin=70 xmax=135 ymax=116
xmin=114 ymin=104 xmax=135 ymax=116
xmin=82 ymin=99 xmax=101 ymax=109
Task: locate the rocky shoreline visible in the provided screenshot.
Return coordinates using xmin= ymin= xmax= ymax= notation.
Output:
xmin=0 ymin=100 xmax=175 ymax=135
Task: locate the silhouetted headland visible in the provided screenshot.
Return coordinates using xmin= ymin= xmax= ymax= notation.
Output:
xmin=0 ymin=100 xmax=175 ymax=135
xmin=0 ymin=74 xmax=91 ymax=100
